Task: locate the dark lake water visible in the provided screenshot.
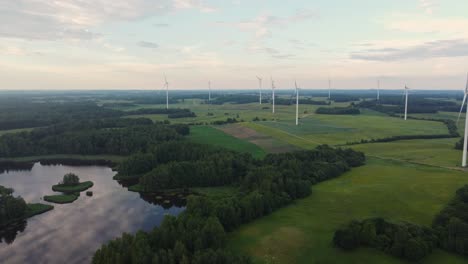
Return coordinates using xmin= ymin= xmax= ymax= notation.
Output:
xmin=0 ymin=163 xmax=185 ymax=264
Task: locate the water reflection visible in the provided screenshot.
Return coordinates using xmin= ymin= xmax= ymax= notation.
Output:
xmin=0 ymin=163 xmax=185 ymax=264
xmin=0 ymin=220 xmax=27 ymax=244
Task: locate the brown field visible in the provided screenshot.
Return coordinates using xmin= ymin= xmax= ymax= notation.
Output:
xmin=218 ymin=123 xmax=298 ymax=153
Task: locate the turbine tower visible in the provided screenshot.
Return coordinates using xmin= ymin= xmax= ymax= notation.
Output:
xmin=208 ymin=81 xmax=211 ymax=101
xmin=457 ymin=73 xmax=468 ymax=167
xmin=404 ymin=85 xmax=409 ymax=120
xmin=295 ymin=80 xmax=300 ymax=126
xmin=164 ymin=75 xmax=169 ymax=109
xmin=256 ymin=76 xmax=262 ymax=104
xmin=328 ymin=78 xmax=331 ymax=100
xmin=377 ymin=80 xmax=380 ymax=100
xmin=271 ymin=77 xmax=276 ymax=114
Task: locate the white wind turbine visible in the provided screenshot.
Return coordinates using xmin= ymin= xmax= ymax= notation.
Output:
xmin=256 ymin=76 xmax=263 ymax=105
xmin=404 ymin=85 xmax=409 ymax=120
xmin=377 ymin=80 xmax=380 ymax=100
xmin=208 ymin=81 xmax=211 ymax=101
xmin=457 ymin=73 xmax=468 ymax=167
xmin=164 ymin=75 xmax=169 ymax=109
xmin=271 ymin=77 xmax=276 ymax=114
xmin=295 ymin=80 xmax=300 ymax=126
xmin=328 ymin=77 xmax=332 ymax=100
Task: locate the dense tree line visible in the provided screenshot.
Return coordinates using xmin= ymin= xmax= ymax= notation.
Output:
xmin=0 ymin=185 xmax=27 ymax=227
xmin=0 ymin=100 xmax=121 ymax=131
xmin=358 ymin=98 xmax=461 ymax=115
xmin=331 ymin=95 xmax=360 ymax=102
xmin=101 ymin=102 xmax=137 ymax=108
xmin=94 ymin=145 xmax=365 ymax=264
xmin=210 ymin=95 xmax=259 ymax=105
xmin=0 ymin=122 xmax=188 ymax=157
xmin=132 ymin=97 xmax=179 ymax=105
xmin=211 ymin=118 xmax=239 ymax=125
xmin=433 ymin=185 xmax=468 ymax=256
xmin=316 ymin=107 xmax=360 ymax=115
xmin=125 ymin=108 xmax=195 ymax=116
xmin=333 ymin=218 xmax=438 ymax=261
xmin=274 ymin=98 xmax=330 ymax=106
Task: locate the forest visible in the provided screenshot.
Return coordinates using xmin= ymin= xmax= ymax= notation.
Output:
xmin=358 ymin=97 xmax=463 ymax=114
xmin=316 ymin=106 xmax=361 ymax=115
xmin=93 ymin=145 xmax=365 ymax=263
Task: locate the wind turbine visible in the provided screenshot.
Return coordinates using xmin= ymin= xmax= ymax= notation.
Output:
xmin=295 ymin=80 xmax=300 ymax=126
xmin=256 ymin=76 xmax=263 ymax=104
xmin=404 ymin=85 xmax=409 ymax=120
xmin=271 ymin=77 xmax=276 ymax=114
xmin=328 ymin=77 xmax=332 ymax=100
xmin=164 ymin=75 xmax=169 ymax=109
xmin=457 ymin=73 xmax=468 ymax=167
xmin=208 ymin=81 xmax=211 ymax=101
xmin=377 ymin=80 xmax=380 ymax=100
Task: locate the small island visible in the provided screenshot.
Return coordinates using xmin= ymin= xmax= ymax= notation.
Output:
xmin=44 ymin=193 xmax=79 ymax=204
xmin=51 ymin=173 xmax=94 ymax=192
xmin=44 ymin=173 xmax=93 ymax=204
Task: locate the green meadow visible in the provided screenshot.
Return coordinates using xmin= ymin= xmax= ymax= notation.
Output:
xmin=188 ymin=125 xmax=267 ymax=159
xmin=227 ymin=158 xmax=468 ymax=264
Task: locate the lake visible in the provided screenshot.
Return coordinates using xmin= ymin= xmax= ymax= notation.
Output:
xmin=0 ymin=163 xmax=185 ymax=264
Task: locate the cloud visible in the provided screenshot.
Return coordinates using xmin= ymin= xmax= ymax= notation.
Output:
xmin=386 ymin=15 xmax=468 ymax=37
xmin=0 ymin=0 xmax=217 ymax=41
xmin=172 ymin=0 xmax=218 ymax=13
xmin=350 ymin=39 xmax=468 ymax=61
xmin=154 ymin=23 xmax=170 ymax=27
xmin=138 ymin=41 xmax=159 ymax=49
xmin=419 ymin=0 xmax=436 ymax=15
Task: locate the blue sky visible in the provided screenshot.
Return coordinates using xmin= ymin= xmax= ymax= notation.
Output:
xmin=1 ymin=0 xmax=468 ymax=90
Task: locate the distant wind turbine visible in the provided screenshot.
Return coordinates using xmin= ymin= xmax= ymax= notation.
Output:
xmin=404 ymin=85 xmax=409 ymax=120
xmin=164 ymin=75 xmax=169 ymax=109
xmin=256 ymin=76 xmax=263 ymax=105
xmin=271 ymin=77 xmax=276 ymax=114
xmin=377 ymin=80 xmax=380 ymax=100
xmin=295 ymin=80 xmax=300 ymax=126
xmin=328 ymin=77 xmax=332 ymax=100
xmin=208 ymin=81 xmax=211 ymax=101
xmin=457 ymin=73 xmax=468 ymax=167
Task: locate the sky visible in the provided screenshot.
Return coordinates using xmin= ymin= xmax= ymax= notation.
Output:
xmin=1 ymin=0 xmax=468 ymax=90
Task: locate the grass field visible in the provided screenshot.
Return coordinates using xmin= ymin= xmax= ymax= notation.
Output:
xmin=353 ymin=138 xmax=463 ymax=168
xmin=228 ymin=158 xmax=468 ymax=264
xmin=188 ymin=126 xmax=267 ymax=159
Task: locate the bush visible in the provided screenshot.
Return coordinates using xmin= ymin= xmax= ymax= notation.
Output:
xmin=62 ymin=173 xmax=80 ymax=186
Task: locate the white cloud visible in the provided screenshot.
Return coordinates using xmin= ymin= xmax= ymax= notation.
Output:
xmin=138 ymin=41 xmax=159 ymax=49
xmin=419 ymin=0 xmax=436 ymax=15
xmin=0 ymin=0 xmax=217 ymax=41
xmin=386 ymin=14 xmax=468 ymax=37
xmin=351 ymin=39 xmax=468 ymax=61
xmin=172 ymin=0 xmax=218 ymax=13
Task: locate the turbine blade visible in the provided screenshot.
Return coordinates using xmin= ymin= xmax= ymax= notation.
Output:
xmin=465 ymin=72 xmax=468 ymax=93
xmin=458 ymin=94 xmax=467 ymax=123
